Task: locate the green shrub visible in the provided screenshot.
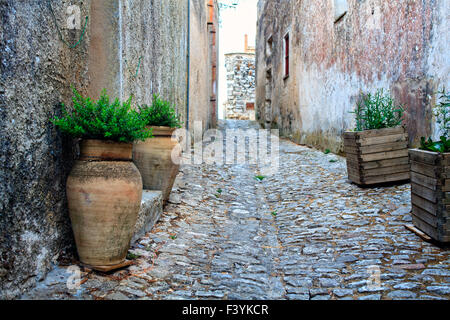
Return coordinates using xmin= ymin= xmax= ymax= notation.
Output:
xmin=351 ymin=89 xmax=404 ymax=131
xmin=419 ymin=87 xmax=450 ymax=153
xmin=420 ymin=136 xmax=450 ymax=153
xmin=51 ymin=88 xmax=151 ymax=143
xmin=138 ymin=94 xmax=182 ymax=128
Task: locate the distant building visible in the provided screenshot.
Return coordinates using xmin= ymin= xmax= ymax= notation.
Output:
xmin=223 ymin=35 xmax=256 ymax=120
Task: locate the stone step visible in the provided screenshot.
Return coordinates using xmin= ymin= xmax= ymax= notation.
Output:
xmin=132 ymin=190 xmax=163 ymax=244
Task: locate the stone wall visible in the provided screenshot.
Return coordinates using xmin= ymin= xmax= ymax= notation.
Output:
xmin=224 ymin=53 xmax=256 ymax=120
xmin=0 ymin=0 xmax=209 ymax=299
xmin=256 ymin=0 xmax=450 ymax=153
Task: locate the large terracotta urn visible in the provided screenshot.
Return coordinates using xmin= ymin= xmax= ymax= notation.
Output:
xmin=66 ymin=139 xmax=143 ymax=267
xmin=133 ymin=126 xmax=181 ymax=203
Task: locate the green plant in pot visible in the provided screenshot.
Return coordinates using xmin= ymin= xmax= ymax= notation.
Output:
xmin=133 ymin=94 xmax=182 ymax=203
xmin=344 ymin=89 xmax=410 ymax=185
xmin=409 ymin=87 xmax=449 ymax=242
xmin=52 ymin=88 xmax=151 ymax=269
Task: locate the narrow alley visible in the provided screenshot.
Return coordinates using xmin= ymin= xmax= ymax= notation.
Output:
xmin=23 ymin=120 xmax=449 ymax=301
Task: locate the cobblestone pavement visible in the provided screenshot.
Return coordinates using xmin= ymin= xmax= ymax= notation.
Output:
xmin=23 ymin=120 xmax=449 ymax=300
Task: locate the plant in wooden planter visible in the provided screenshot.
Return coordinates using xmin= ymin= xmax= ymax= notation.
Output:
xmin=133 ymin=94 xmax=183 ymax=203
xmin=52 ymin=88 xmax=151 ymax=269
xmin=409 ymin=87 xmax=449 ymax=242
xmin=344 ymin=89 xmax=409 ymax=185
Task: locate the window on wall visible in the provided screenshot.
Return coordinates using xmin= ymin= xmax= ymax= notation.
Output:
xmin=283 ymin=33 xmax=289 ymax=79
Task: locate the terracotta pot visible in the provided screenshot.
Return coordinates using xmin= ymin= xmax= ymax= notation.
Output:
xmin=133 ymin=126 xmax=181 ymax=203
xmin=66 ymin=139 xmax=143 ymax=266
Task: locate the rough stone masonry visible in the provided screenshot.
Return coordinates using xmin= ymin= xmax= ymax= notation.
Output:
xmin=224 ymin=53 xmax=256 ymax=120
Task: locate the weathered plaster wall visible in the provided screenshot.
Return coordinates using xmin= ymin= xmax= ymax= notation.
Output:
xmin=0 ymin=0 xmax=91 ymax=299
xmin=190 ymin=0 xmax=212 ymax=133
xmin=207 ymin=0 xmax=220 ymax=128
xmin=88 ymin=0 xmax=189 ymax=125
xmin=0 ymin=0 xmax=190 ymax=299
xmin=256 ymin=0 xmax=449 ymax=153
xmin=224 ymin=53 xmax=256 ymax=120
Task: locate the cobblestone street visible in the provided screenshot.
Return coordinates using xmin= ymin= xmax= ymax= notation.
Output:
xmin=24 ymin=121 xmax=450 ymax=300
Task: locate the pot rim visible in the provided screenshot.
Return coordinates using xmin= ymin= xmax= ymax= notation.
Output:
xmin=147 ymin=126 xmax=178 ymax=136
xmin=80 ymin=139 xmax=133 ymax=161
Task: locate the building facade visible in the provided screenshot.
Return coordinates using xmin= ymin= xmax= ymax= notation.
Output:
xmin=256 ymin=0 xmax=449 ymax=153
xmin=0 ymin=0 xmax=218 ymax=298
xmin=224 ymin=36 xmax=256 ymax=120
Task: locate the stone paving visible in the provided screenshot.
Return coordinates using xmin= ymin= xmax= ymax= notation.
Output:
xmin=23 ymin=120 xmax=449 ymax=300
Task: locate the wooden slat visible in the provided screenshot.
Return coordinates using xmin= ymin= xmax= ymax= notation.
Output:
xmin=411 ymin=172 xmax=438 ymax=191
xmin=343 ymin=131 xmax=358 ymax=139
xmin=363 ymin=172 xmax=410 ymax=184
xmin=409 ymin=149 xmax=441 ymax=166
xmin=358 ymin=133 xmax=407 ymax=147
xmin=411 ymin=182 xmax=438 ymax=203
xmin=347 ymin=172 xmax=362 ymax=185
xmin=359 ymin=157 xmax=410 ymax=170
xmin=360 ymin=149 xmax=409 ymax=162
xmin=359 ymin=141 xmax=408 ymax=154
xmin=350 ymin=126 xmax=404 ymax=138
xmin=364 ymin=164 xmax=410 ymax=177
xmin=444 ymin=192 xmax=450 ymax=205
xmin=404 ymin=224 xmax=432 ymax=241
xmin=412 ymin=215 xmax=438 ymax=240
xmin=444 ymin=179 xmax=450 ymax=192
xmin=412 ymin=206 xmax=438 ymax=227
xmin=347 ymin=157 xmax=410 ymax=171
xmin=344 ymin=146 xmax=359 ymax=155
xmin=412 ymin=193 xmax=437 ymax=216
xmin=343 ymin=138 xmax=358 ymax=147
xmin=411 ymin=161 xmax=440 ymax=178
xmin=345 ymin=153 xmax=360 ymax=164
xmin=444 ymin=153 xmax=450 ymax=166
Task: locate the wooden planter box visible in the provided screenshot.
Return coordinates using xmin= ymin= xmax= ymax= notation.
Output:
xmin=344 ymin=126 xmax=410 ymax=185
xmin=409 ymin=149 xmax=450 ymax=243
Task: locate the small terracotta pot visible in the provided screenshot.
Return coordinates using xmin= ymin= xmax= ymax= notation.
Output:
xmin=66 ymin=139 xmax=143 ymax=266
xmin=133 ymin=126 xmax=181 ymax=203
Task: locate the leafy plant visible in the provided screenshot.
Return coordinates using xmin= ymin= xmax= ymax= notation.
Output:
xmin=255 ymin=175 xmax=266 ymax=181
xmin=324 ymin=149 xmax=331 ymax=154
xmin=52 ymin=88 xmax=151 ymax=143
xmin=420 ymin=136 xmax=450 ymax=153
xmin=271 ymin=210 xmax=277 ymax=217
xmin=138 ymin=94 xmax=182 ymax=128
xmin=419 ymin=87 xmax=450 ymax=153
xmin=351 ymin=89 xmax=404 ymax=131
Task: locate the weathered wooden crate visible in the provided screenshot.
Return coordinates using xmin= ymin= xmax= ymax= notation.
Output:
xmin=409 ymin=149 xmax=450 ymax=243
xmin=344 ymin=126 xmax=410 ymax=185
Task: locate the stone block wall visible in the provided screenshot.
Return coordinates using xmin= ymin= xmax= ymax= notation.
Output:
xmin=224 ymin=53 xmax=256 ymax=120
